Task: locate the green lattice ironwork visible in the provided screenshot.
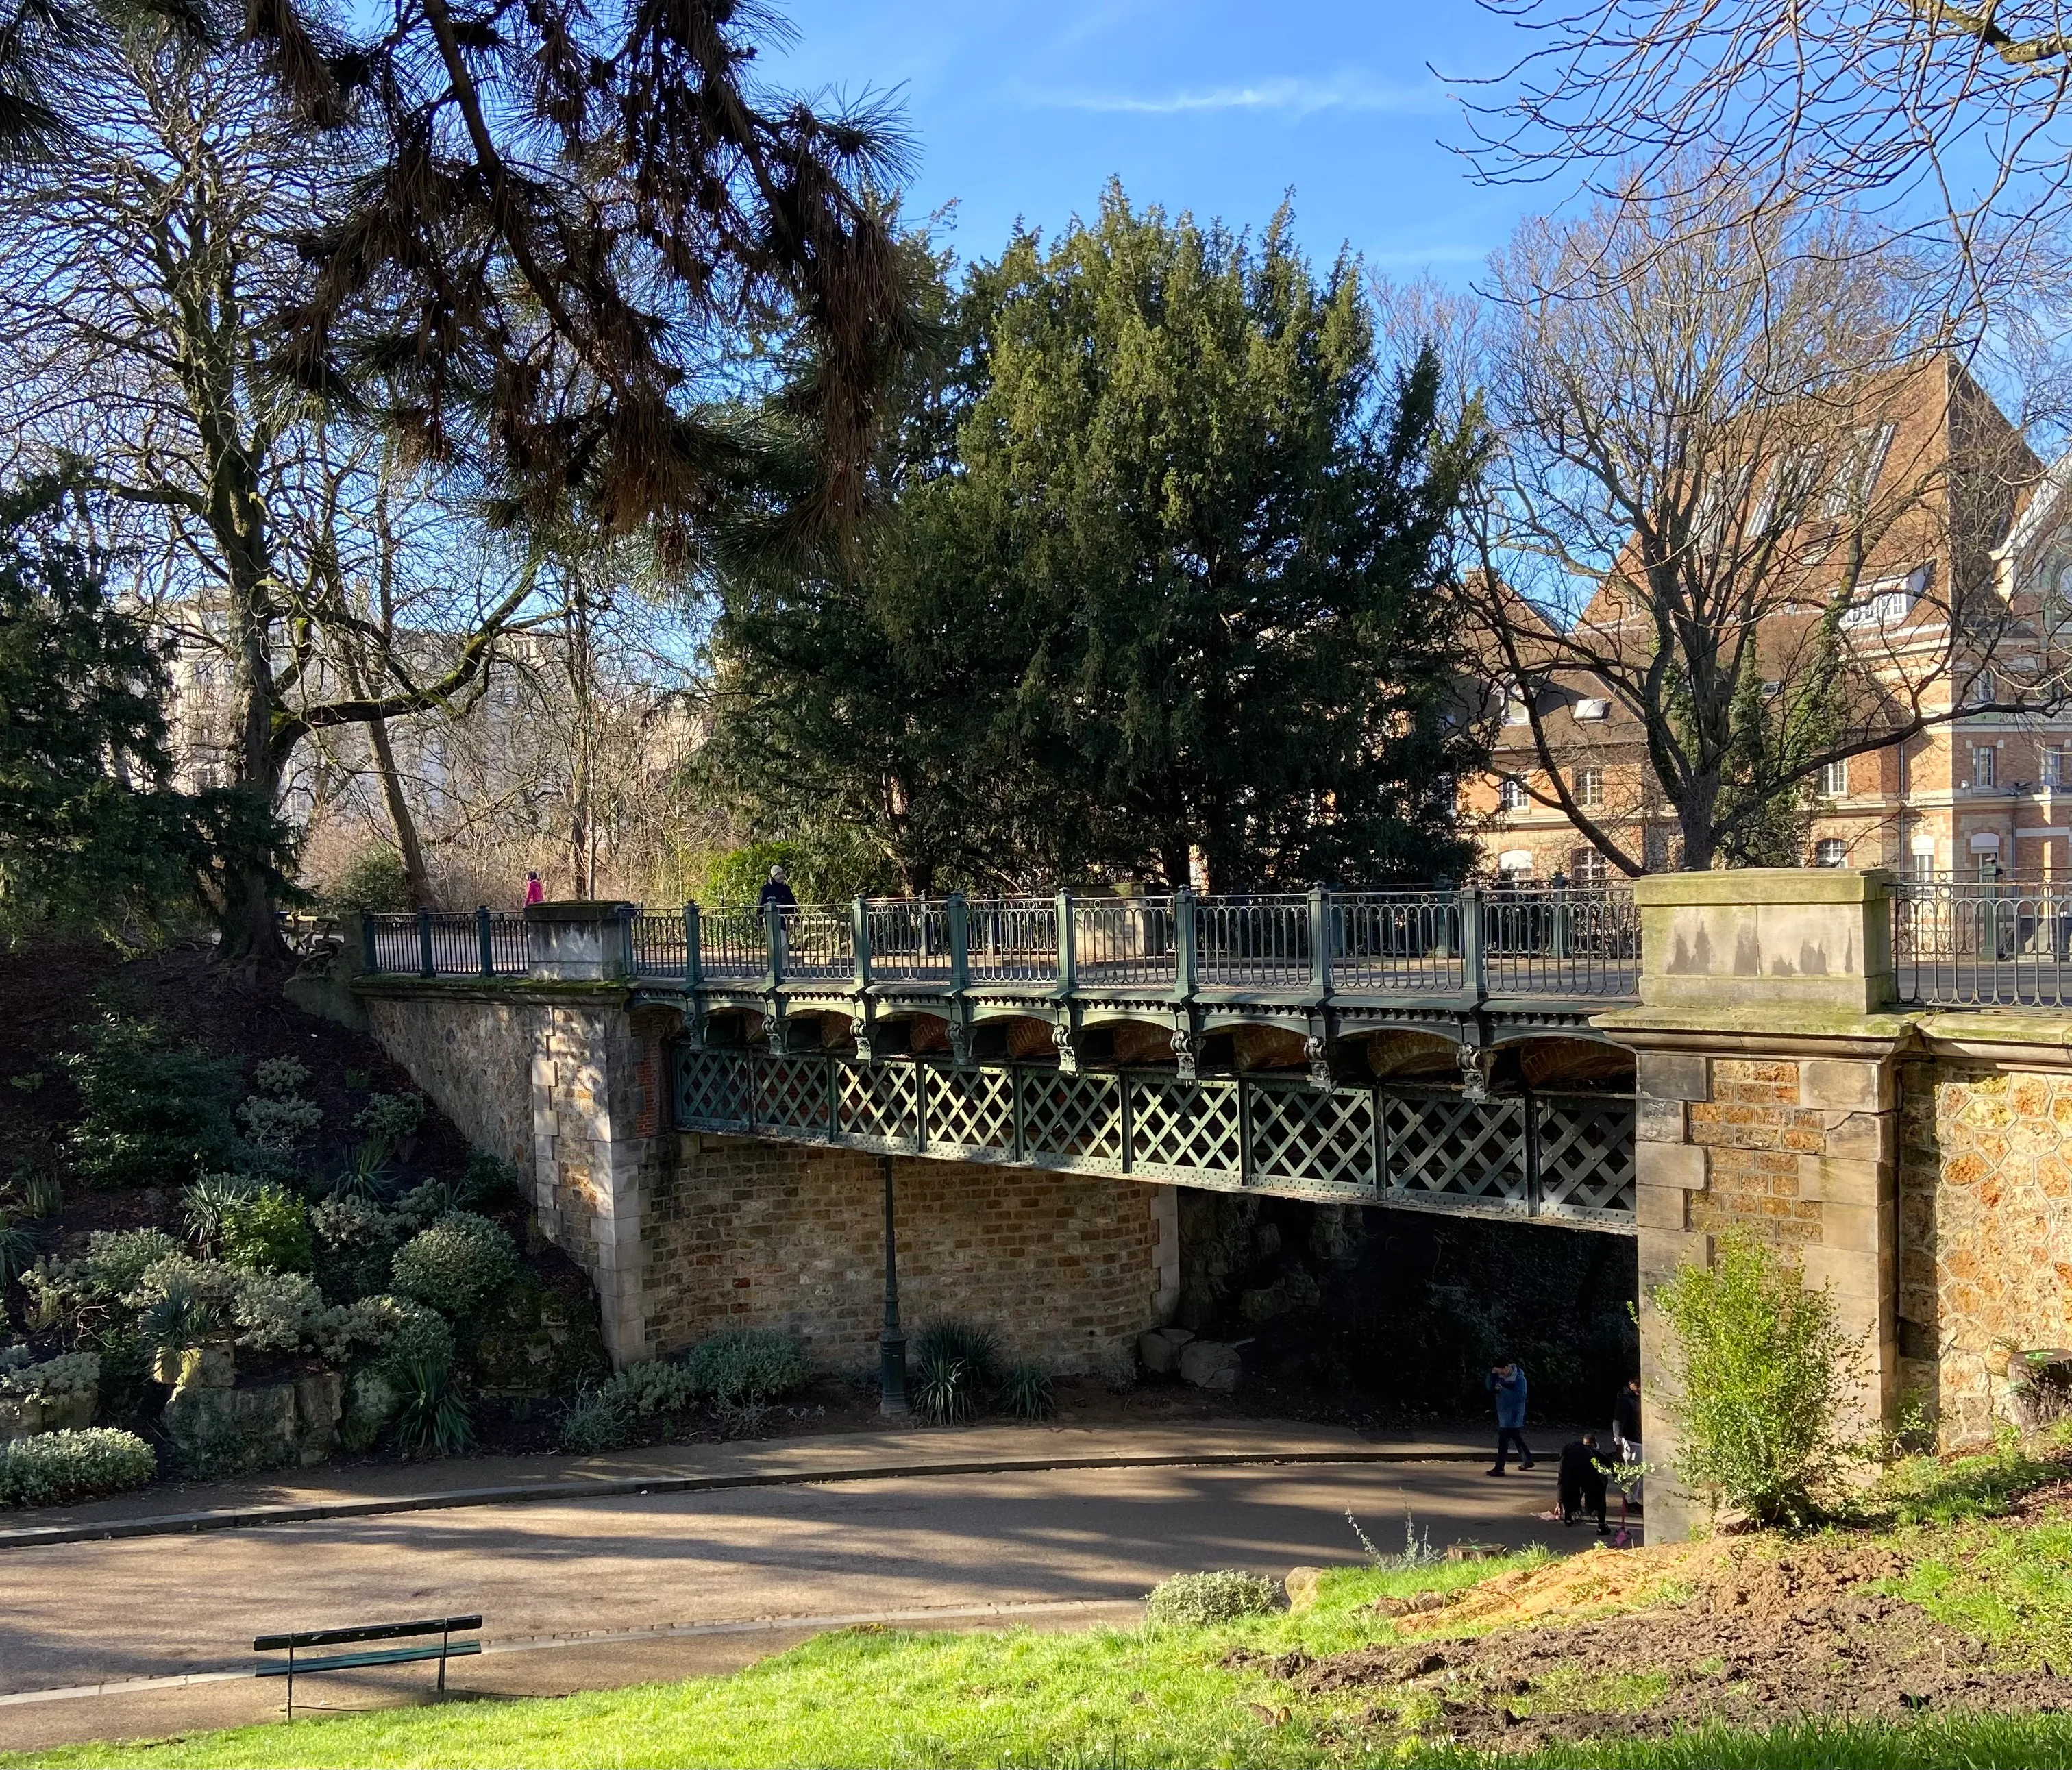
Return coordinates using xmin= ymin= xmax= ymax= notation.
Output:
xmin=669 ymin=1048 xmax=1631 ymax=1225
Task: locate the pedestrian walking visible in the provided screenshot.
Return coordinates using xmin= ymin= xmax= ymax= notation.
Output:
xmin=758 ymin=865 xmax=797 ymax=911
xmin=1485 ymin=1360 xmax=1534 ymax=1475
xmin=524 ymin=870 xmax=544 ymax=905
xmin=1612 ymin=1373 xmax=1644 ymax=1510
xmin=1557 ymin=1432 xmax=1613 ymax=1534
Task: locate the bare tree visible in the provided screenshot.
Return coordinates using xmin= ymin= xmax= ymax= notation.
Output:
xmin=1422 ymin=182 xmax=2052 ymax=872
xmin=0 ymin=30 xmax=541 ymax=957
xmin=1456 ymin=0 xmax=2072 ymax=317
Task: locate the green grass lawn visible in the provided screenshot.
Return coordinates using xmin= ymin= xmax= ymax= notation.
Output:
xmin=16 ymin=1438 xmax=2072 ymax=1770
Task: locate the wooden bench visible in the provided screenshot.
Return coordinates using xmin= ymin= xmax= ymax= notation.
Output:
xmin=254 ymin=1615 xmax=482 ymax=1715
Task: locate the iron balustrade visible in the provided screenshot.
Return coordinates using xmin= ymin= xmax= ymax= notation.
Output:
xmin=620 ymin=883 xmax=1640 ymax=1005
xmin=671 ymin=1045 xmax=1636 ymax=1225
xmin=1895 ymin=875 xmax=2072 ymax=1008
xmin=361 ymin=909 xmax=528 ymax=978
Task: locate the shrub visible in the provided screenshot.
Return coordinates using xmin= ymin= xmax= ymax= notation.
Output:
xmin=0 ymin=1349 xmax=98 ymax=1399
xmin=684 ymin=1328 xmax=811 ymax=1404
xmin=1144 ymin=1571 xmax=1276 ymax=1628
xmin=913 ymin=1320 xmax=998 ymax=1426
xmin=328 ymin=1139 xmax=395 ymax=1205
xmin=343 ymin=1293 xmax=456 ymax=1378
xmin=219 ymin=1185 xmax=313 ymax=1274
xmin=355 ymin=1093 xmax=425 ymax=1144
xmin=328 ymin=844 xmax=411 ymax=915
xmin=309 ymin=1196 xmax=400 ymax=1303
xmin=180 ymin=1172 xmax=260 ymax=1250
xmin=390 ymin=1213 xmax=519 ymax=1316
xmin=230 ymin=1269 xmax=325 ymax=1353
xmin=1651 ymin=1230 xmax=1860 ymax=1527
xmin=393 ymin=1179 xmax=460 ymax=1231
xmin=458 ymin=1150 xmax=519 ymax=1209
xmin=604 ymin=1360 xmax=698 ymax=1418
xmin=1001 ymin=1362 xmax=1055 ymax=1421
xmin=390 ymin=1355 xmax=473 ymax=1457
xmin=0 ymin=1213 xmax=36 ymax=1287
xmin=84 ymin=1229 xmax=182 ymax=1299
xmin=236 ymin=1092 xmax=323 ymax=1153
xmin=0 ymin=1427 xmax=155 ymax=1507
xmin=251 ymin=1057 xmax=311 ymax=1097
xmin=558 ymin=1386 xmax=628 ymax=1453
xmin=136 ymin=1279 xmax=221 ymax=1357
xmin=61 ymin=1017 xmax=243 ymax=1190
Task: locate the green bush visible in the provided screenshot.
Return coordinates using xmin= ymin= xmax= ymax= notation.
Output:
xmin=1651 ymin=1230 xmax=1860 ymax=1527
xmin=0 ymin=1427 xmax=155 ymax=1507
xmin=393 ymin=1178 xmax=460 ymax=1230
xmin=235 ymin=1092 xmax=323 ymax=1153
xmin=913 ymin=1320 xmax=998 ymax=1425
xmin=604 ymin=1360 xmax=699 ymax=1418
xmin=229 ymin=1269 xmax=325 ymax=1353
xmin=355 ymin=1093 xmax=424 ymax=1144
xmin=219 ymin=1184 xmax=312 ymax=1273
xmin=328 ymin=844 xmax=411 ymax=915
xmin=180 ymin=1172 xmax=259 ymax=1249
xmin=251 ymin=1057 xmax=310 ymax=1097
xmin=61 ymin=1017 xmax=243 ymax=1190
xmin=309 ymin=1195 xmax=400 ymax=1303
xmin=1143 ymin=1570 xmax=1276 ymax=1627
xmin=326 ymin=1292 xmax=455 ymax=1377
xmin=1001 ymin=1361 xmax=1055 ymax=1421
xmin=684 ymin=1328 xmax=811 ymax=1403
xmin=389 ymin=1212 xmax=519 ymax=1317
xmin=558 ymin=1386 xmax=628 ymax=1453
xmin=0 ymin=1212 xmax=36 ymax=1287
xmin=85 ymin=1229 xmax=182 ymax=1297
xmin=0 ymin=1348 xmax=97 ymax=1399
xmin=390 ymin=1354 xmax=473 ymax=1457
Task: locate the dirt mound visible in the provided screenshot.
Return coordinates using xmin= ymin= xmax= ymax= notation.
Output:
xmin=1294 ymin=1540 xmax=2072 ymax=1751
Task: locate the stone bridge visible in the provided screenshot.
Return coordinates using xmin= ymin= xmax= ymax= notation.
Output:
xmin=332 ymin=870 xmax=2072 ymax=1541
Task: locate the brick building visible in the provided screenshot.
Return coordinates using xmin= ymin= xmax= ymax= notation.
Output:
xmin=1468 ymin=360 xmax=2072 ymax=883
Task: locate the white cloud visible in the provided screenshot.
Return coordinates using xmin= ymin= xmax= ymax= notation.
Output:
xmin=1035 ymin=74 xmax=1446 ymax=119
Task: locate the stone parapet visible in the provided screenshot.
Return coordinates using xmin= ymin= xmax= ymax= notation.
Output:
xmin=1633 ymin=867 xmax=1896 ymax=1013
xmin=526 ymin=900 xmax=637 ymax=982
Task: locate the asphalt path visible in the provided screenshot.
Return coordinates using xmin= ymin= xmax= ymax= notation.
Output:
xmin=0 ymin=1455 xmax=1579 ymax=1752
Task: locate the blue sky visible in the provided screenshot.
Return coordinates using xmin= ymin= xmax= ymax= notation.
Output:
xmin=767 ymin=0 xmax=1551 ymax=284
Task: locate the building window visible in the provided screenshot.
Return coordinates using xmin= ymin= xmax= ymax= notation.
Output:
xmin=1568 ymin=848 xmax=1608 ymax=889
xmin=2047 ymin=746 xmax=2066 ymax=790
xmin=1972 ymin=746 xmax=1997 ymax=789
xmin=1823 ymin=423 xmax=1896 ymax=519
xmin=1814 ymin=838 xmax=1849 ymax=868
xmin=1503 ymin=697 xmax=1531 ymax=726
xmin=1575 ymin=765 xmax=1603 ymax=809
xmin=1574 ymin=698 xmax=1610 ymax=722
xmin=1819 ymin=759 xmax=1848 ymax=798
xmin=1499 ymin=777 xmax=1529 ymax=812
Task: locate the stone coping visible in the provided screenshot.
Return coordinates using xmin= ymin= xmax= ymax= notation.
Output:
xmin=524 ymin=900 xmax=637 ymax=922
xmin=1633 ymin=866 xmax=1895 ymax=907
xmin=352 ymin=975 xmax=634 ymax=1004
xmin=0 ymin=1420 xmax=1510 ymax=1551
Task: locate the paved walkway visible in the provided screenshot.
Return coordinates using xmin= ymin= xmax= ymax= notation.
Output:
xmin=0 ymin=1421 xmax=1591 ymax=1754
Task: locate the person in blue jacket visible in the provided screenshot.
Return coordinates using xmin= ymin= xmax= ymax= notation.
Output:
xmin=1485 ymin=1360 xmax=1535 ymax=1475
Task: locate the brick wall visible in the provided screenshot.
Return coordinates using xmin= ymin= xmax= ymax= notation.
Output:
xmin=641 ymin=1136 xmax=1166 ymax=1375
xmin=1900 ymin=1062 xmax=2072 ymax=1449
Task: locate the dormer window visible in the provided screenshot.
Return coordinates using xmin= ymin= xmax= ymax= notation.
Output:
xmin=1504 ymin=697 xmax=1531 ymax=726
xmin=1574 ymin=698 xmax=1610 ymax=722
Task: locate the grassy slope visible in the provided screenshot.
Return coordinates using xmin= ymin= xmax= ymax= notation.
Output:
xmin=18 ymin=1440 xmax=2072 ymax=1770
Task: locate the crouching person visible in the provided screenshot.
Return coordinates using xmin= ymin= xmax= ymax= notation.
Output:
xmin=1557 ymin=1432 xmax=1613 ymax=1534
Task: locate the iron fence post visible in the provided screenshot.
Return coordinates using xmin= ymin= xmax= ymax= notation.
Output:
xmin=1055 ymin=889 xmax=1076 ymax=993
xmin=417 ymin=908 xmax=434 ymax=978
xmin=684 ymin=902 xmax=702 ymax=987
xmin=1174 ymin=885 xmax=1198 ymax=1000
xmin=947 ymin=892 xmax=969 ymax=992
xmin=621 ymin=907 xmax=636 ymax=976
xmin=852 ymin=896 xmax=872 ymax=988
xmin=1462 ymin=885 xmax=1487 ymax=1005
xmin=1308 ymin=887 xmax=1333 ymax=998
xmin=476 ymin=905 xmax=493 ymax=976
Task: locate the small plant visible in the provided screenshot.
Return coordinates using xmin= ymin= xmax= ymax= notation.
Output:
xmin=1001 ymin=1362 xmax=1055 ymax=1421
xmin=236 ymin=1092 xmax=323 ymax=1153
xmin=1651 ymin=1229 xmax=1860 ymax=1527
xmin=229 ymin=1269 xmax=325 ymax=1353
xmin=0 ymin=1427 xmax=156 ymax=1507
xmin=355 ymin=1093 xmax=425 ymax=1144
xmin=308 ymin=1195 xmax=400 ymax=1303
xmin=61 ymin=1016 xmax=244 ymax=1189
xmin=390 ymin=1212 xmax=519 ymax=1316
xmin=711 ymin=1396 xmax=771 ymax=1438
xmin=0 ymin=1213 xmax=36 ymax=1288
xmin=558 ymin=1385 xmax=627 ymax=1453
xmin=330 ymin=1138 xmax=395 ymax=1205
xmin=343 ymin=1068 xmax=371 ymax=1092
xmin=0 ymin=1349 xmax=98 ymax=1400
xmin=8 ymin=1070 xmax=42 ymax=1092
xmin=1144 ymin=1570 xmax=1275 ymax=1628
xmin=603 ymin=1360 xmax=699 ymax=1418
xmin=389 ymin=1354 xmax=473 ymax=1457
xmin=83 ymin=1229 xmax=182 ymax=1298
xmin=913 ymin=1320 xmax=998 ymax=1425
xmin=218 ymin=1185 xmax=313 ymax=1273
xmin=684 ymin=1328 xmax=811 ymax=1404
xmin=136 ymin=1279 xmax=223 ymax=1359
xmin=180 ymin=1172 xmax=260 ymax=1249
xmin=394 ymin=1179 xmax=461 ymax=1229
xmin=23 ymin=1170 xmax=60 ymax=1219
xmin=251 ymin=1057 xmax=312 ymax=1097
xmin=458 ymin=1150 xmax=519 ymax=1209
xmin=1347 ymin=1508 xmax=1435 ymax=1571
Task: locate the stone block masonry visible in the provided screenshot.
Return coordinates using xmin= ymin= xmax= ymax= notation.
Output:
xmin=360 ymin=981 xmax=1166 ymax=1374
xmin=643 ymin=1138 xmax=1166 ymax=1375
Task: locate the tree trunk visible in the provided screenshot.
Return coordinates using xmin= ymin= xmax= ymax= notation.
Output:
xmin=362 ymin=701 xmax=432 ymax=908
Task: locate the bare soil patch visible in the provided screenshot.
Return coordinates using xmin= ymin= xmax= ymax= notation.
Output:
xmin=1281 ymin=1538 xmax=2072 ymax=1751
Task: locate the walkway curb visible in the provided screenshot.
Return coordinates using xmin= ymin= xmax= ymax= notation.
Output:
xmin=0 ymin=1447 xmax=1488 ymax=1551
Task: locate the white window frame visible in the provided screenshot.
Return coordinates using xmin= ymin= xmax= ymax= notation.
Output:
xmin=1972 ymin=746 xmax=1997 ymax=790
xmin=1498 ymin=777 xmax=1529 ymax=813
xmin=1814 ymin=838 xmax=1849 ymax=868
xmin=1575 ymin=765 xmax=1604 ymax=809
xmin=1819 ymin=759 xmax=1849 ymax=798
xmin=1568 ymin=848 xmax=1608 ymax=889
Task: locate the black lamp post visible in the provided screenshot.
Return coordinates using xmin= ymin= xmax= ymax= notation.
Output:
xmin=878 ymin=1155 xmax=909 ymax=1417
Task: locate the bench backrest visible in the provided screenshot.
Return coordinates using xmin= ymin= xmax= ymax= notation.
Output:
xmin=254 ymin=1615 xmax=482 ymax=1652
